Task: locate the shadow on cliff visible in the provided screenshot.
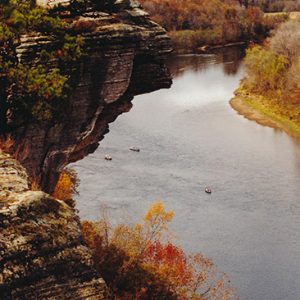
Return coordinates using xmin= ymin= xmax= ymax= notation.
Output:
xmin=0 ymin=52 xmax=172 ymax=194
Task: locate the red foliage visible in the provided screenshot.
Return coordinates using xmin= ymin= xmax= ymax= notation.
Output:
xmin=82 ymin=202 xmax=236 ymax=299
xmin=144 ymin=241 xmax=192 ymax=286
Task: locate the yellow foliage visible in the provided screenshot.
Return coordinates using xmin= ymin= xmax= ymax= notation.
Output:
xmin=52 ymin=169 xmax=79 ymax=201
xmin=53 ymin=172 xmax=73 ymax=200
xmin=110 ymin=201 xmax=174 ymax=259
xmin=143 ymin=200 xmax=174 ymax=242
xmin=111 ymin=224 xmax=144 ymax=258
xmin=143 ymin=200 xmax=174 ymax=223
xmin=81 ymin=221 xmax=101 ymax=250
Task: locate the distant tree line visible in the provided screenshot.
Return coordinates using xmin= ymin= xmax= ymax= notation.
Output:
xmin=239 ymin=0 xmax=300 ymax=12
xmin=140 ymin=0 xmax=287 ymax=52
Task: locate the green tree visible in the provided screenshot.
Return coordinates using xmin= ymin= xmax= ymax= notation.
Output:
xmin=244 ymin=45 xmax=287 ymax=93
xmin=0 ymin=0 xmax=83 ymax=128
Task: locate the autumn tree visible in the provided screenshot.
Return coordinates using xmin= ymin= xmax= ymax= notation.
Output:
xmin=269 ymin=20 xmax=300 ymax=64
xmin=82 ymin=201 xmax=236 ymax=299
xmin=241 ymin=18 xmax=300 ymax=124
xmin=244 ymin=45 xmax=287 ymax=93
xmin=52 ymin=168 xmax=79 ymax=202
xmin=286 ymin=57 xmax=300 ymax=88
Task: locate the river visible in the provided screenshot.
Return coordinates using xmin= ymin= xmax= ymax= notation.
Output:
xmin=72 ymin=47 xmax=300 ymax=300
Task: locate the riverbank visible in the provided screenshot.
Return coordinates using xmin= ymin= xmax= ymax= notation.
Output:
xmin=174 ymin=41 xmax=247 ymax=54
xmin=230 ymin=90 xmax=300 ymax=138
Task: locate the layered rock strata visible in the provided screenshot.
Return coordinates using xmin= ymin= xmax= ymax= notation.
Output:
xmin=3 ymin=0 xmax=172 ymax=193
xmin=0 ymin=150 xmax=109 ymax=299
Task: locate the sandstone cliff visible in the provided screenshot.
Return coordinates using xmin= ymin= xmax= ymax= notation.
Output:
xmin=2 ymin=0 xmax=172 ymax=194
xmin=0 ymin=150 xmax=108 ymax=299
xmin=0 ymin=0 xmax=171 ymax=298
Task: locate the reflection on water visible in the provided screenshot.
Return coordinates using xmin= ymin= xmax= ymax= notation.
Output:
xmin=168 ymin=47 xmax=245 ymax=78
xmin=72 ymin=47 xmax=300 ymax=300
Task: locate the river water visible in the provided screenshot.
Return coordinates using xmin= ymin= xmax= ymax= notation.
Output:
xmin=72 ymin=48 xmax=300 ymax=300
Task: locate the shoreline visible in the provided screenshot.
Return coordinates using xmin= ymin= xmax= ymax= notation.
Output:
xmin=174 ymin=41 xmax=248 ymax=54
xmin=230 ymin=95 xmax=300 ymax=139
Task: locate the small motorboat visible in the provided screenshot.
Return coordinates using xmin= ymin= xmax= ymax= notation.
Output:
xmin=205 ymin=187 xmax=212 ymax=194
xmin=130 ymin=147 xmax=140 ymax=152
xmin=104 ymin=155 xmax=112 ymax=161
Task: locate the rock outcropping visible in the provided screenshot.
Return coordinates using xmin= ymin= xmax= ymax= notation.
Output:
xmin=0 ymin=150 xmax=108 ymax=299
xmin=3 ymin=0 xmax=172 ymax=193
xmin=0 ymin=0 xmax=171 ymax=299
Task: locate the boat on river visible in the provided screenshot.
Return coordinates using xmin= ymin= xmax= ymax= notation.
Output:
xmin=130 ymin=147 xmax=140 ymax=152
xmin=205 ymin=187 xmax=212 ymax=194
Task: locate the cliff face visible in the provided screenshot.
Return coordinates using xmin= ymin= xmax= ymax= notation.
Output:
xmin=3 ymin=0 xmax=172 ymax=193
xmin=0 ymin=0 xmax=171 ymax=298
xmin=0 ymin=150 xmax=108 ymax=299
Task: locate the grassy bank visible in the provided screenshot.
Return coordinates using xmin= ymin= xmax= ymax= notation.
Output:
xmin=230 ymin=88 xmax=300 ymax=138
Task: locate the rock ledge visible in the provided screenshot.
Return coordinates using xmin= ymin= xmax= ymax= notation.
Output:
xmin=0 ymin=150 xmax=108 ymax=299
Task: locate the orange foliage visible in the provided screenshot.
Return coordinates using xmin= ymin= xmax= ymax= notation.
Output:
xmin=82 ymin=201 xmax=236 ymax=300
xmin=52 ymin=169 xmax=79 ymax=201
xmin=82 ymin=219 xmax=177 ymax=299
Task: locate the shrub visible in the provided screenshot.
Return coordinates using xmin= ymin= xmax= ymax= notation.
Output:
xmin=244 ymin=45 xmax=287 ymax=93
xmin=82 ymin=201 xmax=236 ymax=299
xmin=8 ymin=65 xmax=69 ymax=121
xmin=0 ymin=0 xmax=83 ymax=127
xmin=52 ymin=168 xmax=79 ymax=201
